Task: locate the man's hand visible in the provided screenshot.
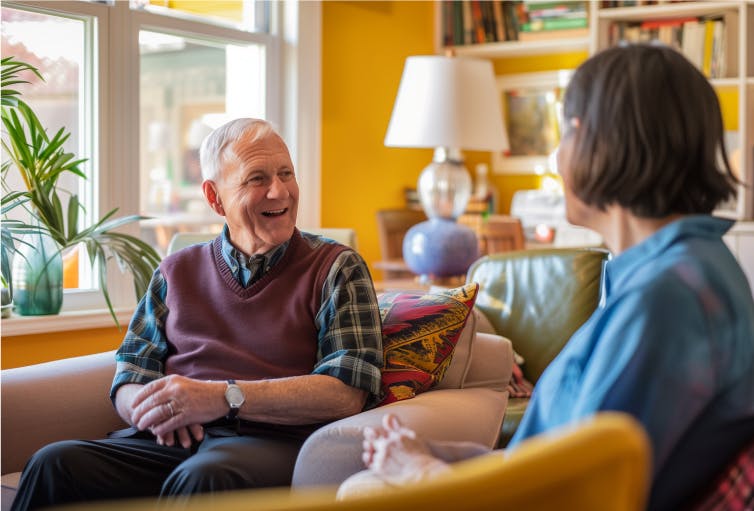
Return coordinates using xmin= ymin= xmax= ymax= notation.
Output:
xmin=129 ymin=375 xmax=226 ymax=447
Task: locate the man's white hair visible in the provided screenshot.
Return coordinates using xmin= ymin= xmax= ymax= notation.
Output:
xmin=199 ymin=118 xmax=281 ymax=181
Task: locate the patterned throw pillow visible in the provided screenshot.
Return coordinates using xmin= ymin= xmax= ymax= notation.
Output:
xmin=377 ymin=283 xmax=479 ymax=406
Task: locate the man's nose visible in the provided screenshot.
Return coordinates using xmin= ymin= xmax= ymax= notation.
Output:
xmin=267 ymin=176 xmax=289 ymax=199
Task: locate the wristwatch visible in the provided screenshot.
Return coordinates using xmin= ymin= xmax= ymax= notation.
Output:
xmin=224 ymin=379 xmax=245 ymax=420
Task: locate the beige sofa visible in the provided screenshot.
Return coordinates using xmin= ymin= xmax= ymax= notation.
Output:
xmin=1 ymin=311 xmax=512 ymax=509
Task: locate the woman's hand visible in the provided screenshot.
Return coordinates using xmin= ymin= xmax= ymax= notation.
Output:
xmin=362 ymin=414 xmax=450 ymax=485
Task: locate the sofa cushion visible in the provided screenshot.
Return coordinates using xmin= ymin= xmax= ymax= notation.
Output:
xmin=434 ymin=306 xmax=476 ymax=390
xmin=377 ymin=283 xmax=479 ymax=406
xmin=457 ymin=332 xmax=513 ymax=392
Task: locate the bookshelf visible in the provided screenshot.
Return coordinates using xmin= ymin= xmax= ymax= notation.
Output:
xmin=435 ymin=1 xmax=754 ymax=220
xmin=436 ymin=1 xmax=593 ymax=56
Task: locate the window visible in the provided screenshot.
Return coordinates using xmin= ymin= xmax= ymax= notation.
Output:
xmin=1 ymin=3 xmax=98 ymax=296
xmin=138 ymin=32 xmax=267 ymax=253
xmin=1 ymin=0 xmax=320 ymax=322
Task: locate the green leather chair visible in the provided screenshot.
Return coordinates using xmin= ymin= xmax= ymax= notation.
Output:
xmin=466 ymin=247 xmax=611 ymax=447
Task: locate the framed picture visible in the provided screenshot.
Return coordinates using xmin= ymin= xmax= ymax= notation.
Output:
xmin=492 ymin=70 xmax=573 ymax=175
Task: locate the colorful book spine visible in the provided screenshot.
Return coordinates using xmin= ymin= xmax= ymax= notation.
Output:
xmin=462 ymin=0 xmax=474 ymax=44
xmin=520 ymin=16 xmax=588 ymax=32
xmin=493 ymin=1 xmax=506 ymax=41
xmin=470 ymin=0 xmax=487 ymax=43
xmin=702 ymin=18 xmax=715 ymax=77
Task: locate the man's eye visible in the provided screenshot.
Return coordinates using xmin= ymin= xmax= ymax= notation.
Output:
xmin=247 ymin=175 xmax=265 ymax=185
xmin=279 ymin=170 xmax=294 ymax=181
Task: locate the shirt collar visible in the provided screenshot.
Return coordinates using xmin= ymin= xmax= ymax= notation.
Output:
xmin=604 ymin=215 xmax=734 ymax=295
xmin=220 ymin=225 xmax=291 ymax=287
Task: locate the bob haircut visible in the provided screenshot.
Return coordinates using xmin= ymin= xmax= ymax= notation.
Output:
xmin=199 ymin=118 xmax=282 ymax=182
xmin=562 ymin=44 xmax=739 ymax=217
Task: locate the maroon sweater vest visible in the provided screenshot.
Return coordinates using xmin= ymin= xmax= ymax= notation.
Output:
xmin=160 ymin=229 xmax=348 ymax=382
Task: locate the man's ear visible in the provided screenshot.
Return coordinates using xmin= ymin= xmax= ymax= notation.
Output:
xmin=202 ymin=180 xmax=225 ymax=216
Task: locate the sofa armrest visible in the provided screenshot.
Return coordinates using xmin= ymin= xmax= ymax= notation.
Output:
xmin=292 ymin=387 xmax=508 ymax=488
xmin=463 ymin=333 xmax=512 ymax=391
xmin=1 ymin=351 xmax=127 ymax=474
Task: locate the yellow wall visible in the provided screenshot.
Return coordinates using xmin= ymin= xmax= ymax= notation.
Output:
xmin=321 ymin=1 xmax=436 ymax=280
xmin=2 ymin=326 xmax=122 ymax=369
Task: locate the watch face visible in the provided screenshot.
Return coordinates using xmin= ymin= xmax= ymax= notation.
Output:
xmin=225 ymin=385 xmax=245 ymax=408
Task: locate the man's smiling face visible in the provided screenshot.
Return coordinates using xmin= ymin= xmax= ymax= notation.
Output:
xmin=213 ymin=132 xmax=299 ymax=255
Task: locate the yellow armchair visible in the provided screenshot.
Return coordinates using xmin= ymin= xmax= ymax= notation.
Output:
xmin=79 ymin=412 xmax=650 ymax=511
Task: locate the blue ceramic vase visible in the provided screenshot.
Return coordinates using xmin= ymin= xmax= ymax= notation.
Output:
xmin=402 ymin=218 xmax=479 ymax=279
xmin=11 ymin=231 xmax=64 ymax=315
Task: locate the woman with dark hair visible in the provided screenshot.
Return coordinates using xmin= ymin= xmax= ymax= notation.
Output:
xmin=342 ymin=44 xmax=754 ymax=511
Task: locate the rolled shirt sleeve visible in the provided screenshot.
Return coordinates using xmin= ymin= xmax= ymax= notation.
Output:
xmin=313 ymin=250 xmax=384 ymax=408
xmin=110 ymin=268 xmax=170 ymax=402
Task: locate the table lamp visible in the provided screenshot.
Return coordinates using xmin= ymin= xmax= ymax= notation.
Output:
xmin=385 ymin=55 xmax=509 ymax=281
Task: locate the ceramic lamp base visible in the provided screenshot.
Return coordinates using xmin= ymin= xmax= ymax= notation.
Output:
xmin=402 ymin=217 xmax=479 ymax=279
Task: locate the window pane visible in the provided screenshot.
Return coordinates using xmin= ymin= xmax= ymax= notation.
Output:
xmin=1 ymin=7 xmax=93 ymax=291
xmin=132 ymin=0 xmax=270 ymax=33
xmin=138 ymin=31 xmax=266 ymax=254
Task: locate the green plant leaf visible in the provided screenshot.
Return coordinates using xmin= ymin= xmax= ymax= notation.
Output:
xmin=2 ymin=55 xmax=162 ymax=325
xmin=66 ymin=194 xmax=80 ymax=239
xmin=1 ymin=191 xmax=29 ymax=214
xmin=1 ymin=57 xmax=43 ymax=111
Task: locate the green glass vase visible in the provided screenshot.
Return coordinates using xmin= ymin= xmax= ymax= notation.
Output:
xmin=11 ymin=231 xmax=64 ymax=315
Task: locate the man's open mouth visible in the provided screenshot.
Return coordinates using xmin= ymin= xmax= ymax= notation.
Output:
xmin=262 ymin=208 xmax=287 ymax=217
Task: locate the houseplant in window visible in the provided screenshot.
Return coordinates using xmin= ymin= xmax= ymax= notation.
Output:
xmin=1 ymin=56 xmax=161 ymax=322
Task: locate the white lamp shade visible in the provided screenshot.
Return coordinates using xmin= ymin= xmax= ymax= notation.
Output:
xmin=384 ymin=56 xmax=509 ymax=152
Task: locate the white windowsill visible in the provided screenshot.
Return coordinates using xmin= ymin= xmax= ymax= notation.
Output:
xmin=1 ymin=308 xmax=134 ymax=337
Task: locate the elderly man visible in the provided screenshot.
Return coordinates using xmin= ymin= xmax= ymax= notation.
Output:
xmin=11 ymin=118 xmax=383 ymax=510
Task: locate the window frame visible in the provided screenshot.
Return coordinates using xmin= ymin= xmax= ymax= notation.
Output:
xmin=2 ymin=0 xmax=321 ymax=334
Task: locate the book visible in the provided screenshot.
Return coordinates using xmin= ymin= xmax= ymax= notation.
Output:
xmin=526 ymin=2 xmax=587 ymax=21
xmin=639 ymin=17 xmax=696 ymax=30
xmin=520 ymin=16 xmax=588 ymax=32
xmin=518 ymin=26 xmax=589 ymax=41
xmin=710 ymin=17 xmax=726 ymax=78
xmin=493 ymin=0 xmax=506 ymax=41
xmin=503 ymin=1 xmax=523 ymax=41
xmin=702 ymin=17 xmax=715 ymax=77
xmin=443 ymin=1 xmax=456 ymax=46
xmin=470 ymin=0 xmax=487 ymax=43
xmin=681 ymin=19 xmax=705 ymax=72
xmin=480 ymin=0 xmax=497 ymax=42
xmin=453 ymin=1 xmax=465 ymax=45
xmin=462 ymin=0 xmax=474 ymax=44
xmin=523 ymin=1 xmax=585 ymax=10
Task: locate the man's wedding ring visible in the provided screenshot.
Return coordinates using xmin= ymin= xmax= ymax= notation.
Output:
xmin=166 ymin=401 xmax=175 ymax=418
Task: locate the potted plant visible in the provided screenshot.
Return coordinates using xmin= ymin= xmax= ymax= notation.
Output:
xmin=1 ymin=56 xmax=161 ymax=324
